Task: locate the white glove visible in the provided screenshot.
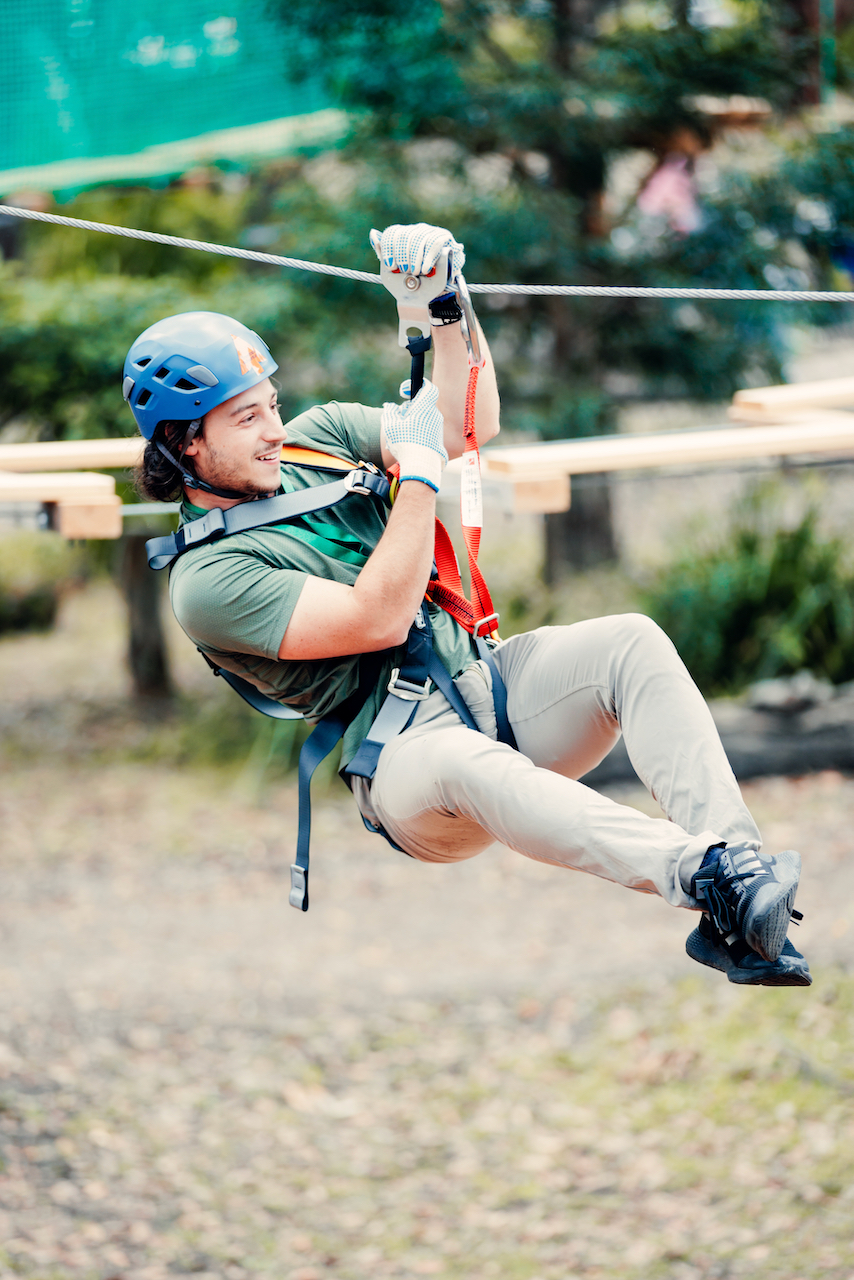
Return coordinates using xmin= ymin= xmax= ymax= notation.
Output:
xmin=370 ymin=223 xmax=465 ymax=280
xmin=381 ymin=377 xmax=448 ymax=493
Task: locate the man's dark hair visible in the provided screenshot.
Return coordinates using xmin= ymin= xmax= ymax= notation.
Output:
xmin=135 ymin=421 xmax=198 ymax=502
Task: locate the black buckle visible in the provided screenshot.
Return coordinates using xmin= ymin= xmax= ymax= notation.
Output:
xmin=181 ymin=505 xmax=226 ymax=548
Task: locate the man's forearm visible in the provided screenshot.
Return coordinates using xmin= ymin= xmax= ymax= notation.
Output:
xmin=432 ymin=319 xmax=501 ymax=452
xmin=278 ymin=479 xmax=439 ymax=660
xmin=351 ymin=480 xmax=437 ymax=646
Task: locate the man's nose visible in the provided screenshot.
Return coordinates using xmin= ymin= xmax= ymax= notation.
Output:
xmin=261 ymin=411 xmax=286 ymax=439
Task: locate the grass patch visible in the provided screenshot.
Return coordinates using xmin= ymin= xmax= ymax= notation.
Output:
xmin=7 ymin=975 xmax=852 ymax=1278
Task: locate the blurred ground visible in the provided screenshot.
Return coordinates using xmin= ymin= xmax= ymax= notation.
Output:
xmin=1 ymin=578 xmax=854 ymax=1278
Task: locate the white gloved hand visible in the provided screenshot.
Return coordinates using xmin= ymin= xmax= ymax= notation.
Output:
xmin=370 ymin=223 xmax=465 ymax=280
xmin=381 ymin=377 xmax=448 ymax=493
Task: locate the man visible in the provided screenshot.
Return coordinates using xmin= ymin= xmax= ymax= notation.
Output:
xmin=125 ymin=221 xmax=810 ymax=987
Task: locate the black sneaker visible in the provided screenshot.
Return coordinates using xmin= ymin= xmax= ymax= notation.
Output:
xmin=690 ymin=842 xmax=801 ymax=963
xmin=686 ymin=913 xmax=811 ymax=987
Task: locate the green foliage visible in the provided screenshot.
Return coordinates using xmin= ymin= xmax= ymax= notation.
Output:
xmin=0 ymin=269 xmax=307 ymax=438
xmin=644 ymin=495 xmax=854 ymax=695
xmin=0 ymin=175 xmax=414 ymax=440
xmin=265 ymin=0 xmax=838 ymax=432
xmin=0 ymin=531 xmax=82 ymax=635
xmin=1 ymin=1 xmax=851 ymax=460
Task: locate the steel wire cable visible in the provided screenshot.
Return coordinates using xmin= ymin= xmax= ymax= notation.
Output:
xmin=2 ymin=203 xmax=854 ymax=304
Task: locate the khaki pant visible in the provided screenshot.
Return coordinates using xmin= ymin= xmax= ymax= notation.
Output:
xmin=354 ymin=614 xmax=761 ymax=909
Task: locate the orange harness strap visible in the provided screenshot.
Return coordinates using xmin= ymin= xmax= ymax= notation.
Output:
xmin=279 ymin=445 xmax=354 ymax=472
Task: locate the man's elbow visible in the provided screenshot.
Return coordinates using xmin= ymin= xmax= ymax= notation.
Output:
xmin=480 ymin=413 xmax=501 ymax=444
xmin=358 ymin=615 xmax=412 ymax=651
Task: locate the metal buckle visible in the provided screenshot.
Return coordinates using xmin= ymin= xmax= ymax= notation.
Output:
xmin=387 ymin=667 xmax=432 ymax=701
xmin=289 ymin=864 xmax=307 ymax=910
xmin=473 ymin=611 xmax=499 ymax=638
xmin=182 ymin=505 xmax=226 ymax=546
xmin=344 ymin=469 xmax=374 ymax=497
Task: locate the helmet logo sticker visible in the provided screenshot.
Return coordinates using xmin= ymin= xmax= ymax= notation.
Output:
xmin=231 ymin=333 xmax=267 ymax=377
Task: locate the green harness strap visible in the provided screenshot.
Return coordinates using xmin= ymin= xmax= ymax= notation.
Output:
xmin=182 ymin=471 xmax=371 ymax=567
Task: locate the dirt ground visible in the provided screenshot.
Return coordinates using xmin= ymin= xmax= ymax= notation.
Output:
xmin=1 ymin=584 xmax=854 ymax=1279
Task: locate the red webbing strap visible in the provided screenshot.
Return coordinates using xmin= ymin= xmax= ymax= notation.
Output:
xmin=457 ymin=364 xmax=497 ymax=637
xmin=389 ymin=364 xmax=498 ymax=639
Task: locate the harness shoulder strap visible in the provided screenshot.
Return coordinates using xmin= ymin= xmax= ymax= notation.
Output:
xmin=146 ymin=467 xmax=389 ymax=571
xmin=280 ymin=445 xmax=356 ymax=472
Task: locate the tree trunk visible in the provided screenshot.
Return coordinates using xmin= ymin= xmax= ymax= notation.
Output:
xmin=544 ymin=475 xmax=617 ymax=582
xmin=120 ymin=533 xmax=172 ymax=701
xmin=542 ymin=292 xmax=617 ymax=578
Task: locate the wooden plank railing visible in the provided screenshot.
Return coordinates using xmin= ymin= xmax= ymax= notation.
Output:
xmin=3 ymin=375 xmax=854 ymax=535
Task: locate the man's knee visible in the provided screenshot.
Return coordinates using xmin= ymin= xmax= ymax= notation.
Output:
xmin=612 ymin=612 xmax=674 ymax=654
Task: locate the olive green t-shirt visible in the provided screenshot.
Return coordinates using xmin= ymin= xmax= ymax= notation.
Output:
xmin=169 ymin=400 xmax=477 ymax=767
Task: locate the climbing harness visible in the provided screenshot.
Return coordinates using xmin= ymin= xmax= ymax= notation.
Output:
xmin=2 ymin=203 xmax=853 ymax=304
xmin=136 ymin=244 xmax=514 ymax=911
xmin=147 ymin=435 xmax=516 ymax=912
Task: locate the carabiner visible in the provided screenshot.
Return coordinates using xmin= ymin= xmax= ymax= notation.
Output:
xmin=453 ymin=272 xmax=485 ymax=370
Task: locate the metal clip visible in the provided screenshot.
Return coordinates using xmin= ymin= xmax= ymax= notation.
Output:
xmin=388 ymin=667 xmax=432 ymax=701
xmin=344 ymin=469 xmax=374 ymax=497
xmin=379 ymin=248 xmax=453 ymax=347
xmin=453 ymin=272 xmax=485 ymax=370
xmin=473 ymin=611 xmax=499 ymax=638
xmin=289 ymin=864 xmax=308 ymax=911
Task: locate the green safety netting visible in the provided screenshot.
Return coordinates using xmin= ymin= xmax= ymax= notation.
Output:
xmin=0 ymin=0 xmax=330 ymax=175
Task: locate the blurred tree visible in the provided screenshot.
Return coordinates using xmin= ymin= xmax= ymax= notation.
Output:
xmin=266 ymin=0 xmax=834 ymax=575
xmin=3 ymin=1 xmax=854 ymax=582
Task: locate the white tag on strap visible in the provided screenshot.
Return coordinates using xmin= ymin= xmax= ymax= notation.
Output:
xmin=460 ymin=451 xmax=483 ymax=529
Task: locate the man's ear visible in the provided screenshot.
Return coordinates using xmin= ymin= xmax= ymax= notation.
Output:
xmin=180 ymin=419 xmax=204 ymax=459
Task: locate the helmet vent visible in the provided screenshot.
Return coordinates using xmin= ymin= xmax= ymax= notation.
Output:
xmin=136 ymin=388 xmax=152 ymax=406
xmin=185 ymin=363 xmax=218 ymax=387
xmin=134 ymin=356 xmax=151 ymax=368
xmin=154 ymin=366 xmax=170 ymax=380
xmin=175 ymin=377 xmax=199 ymax=391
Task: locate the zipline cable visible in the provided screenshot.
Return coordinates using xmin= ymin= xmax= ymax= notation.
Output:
xmin=1 ymin=203 xmax=853 ymax=305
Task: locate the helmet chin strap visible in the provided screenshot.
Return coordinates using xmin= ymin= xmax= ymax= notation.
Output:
xmin=155 ymin=421 xmax=260 ymax=501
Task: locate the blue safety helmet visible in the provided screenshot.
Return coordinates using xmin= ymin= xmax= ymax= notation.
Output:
xmin=123 ymin=311 xmax=279 ymax=440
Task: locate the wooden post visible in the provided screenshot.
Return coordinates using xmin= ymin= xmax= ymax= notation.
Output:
xmin=544 ymin=475 xmax=616 ymax=581
xmin=120 ymin=533 xmax=172 ymax=702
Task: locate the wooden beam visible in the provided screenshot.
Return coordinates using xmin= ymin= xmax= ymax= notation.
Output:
xmin=48 ymin=496 xmax=124 ymax=540
xmin=479 ymin=415 xmax=854 ymax=480
xmin=0 ymin=470 xmax=118 ymax=501
xmin=731 ymin=376 xmax=854 ymax=418
xmin=0 ymin=438 xmax=144 ymax=472
xmin=508 ymin=475 xmax=571 ymax=514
